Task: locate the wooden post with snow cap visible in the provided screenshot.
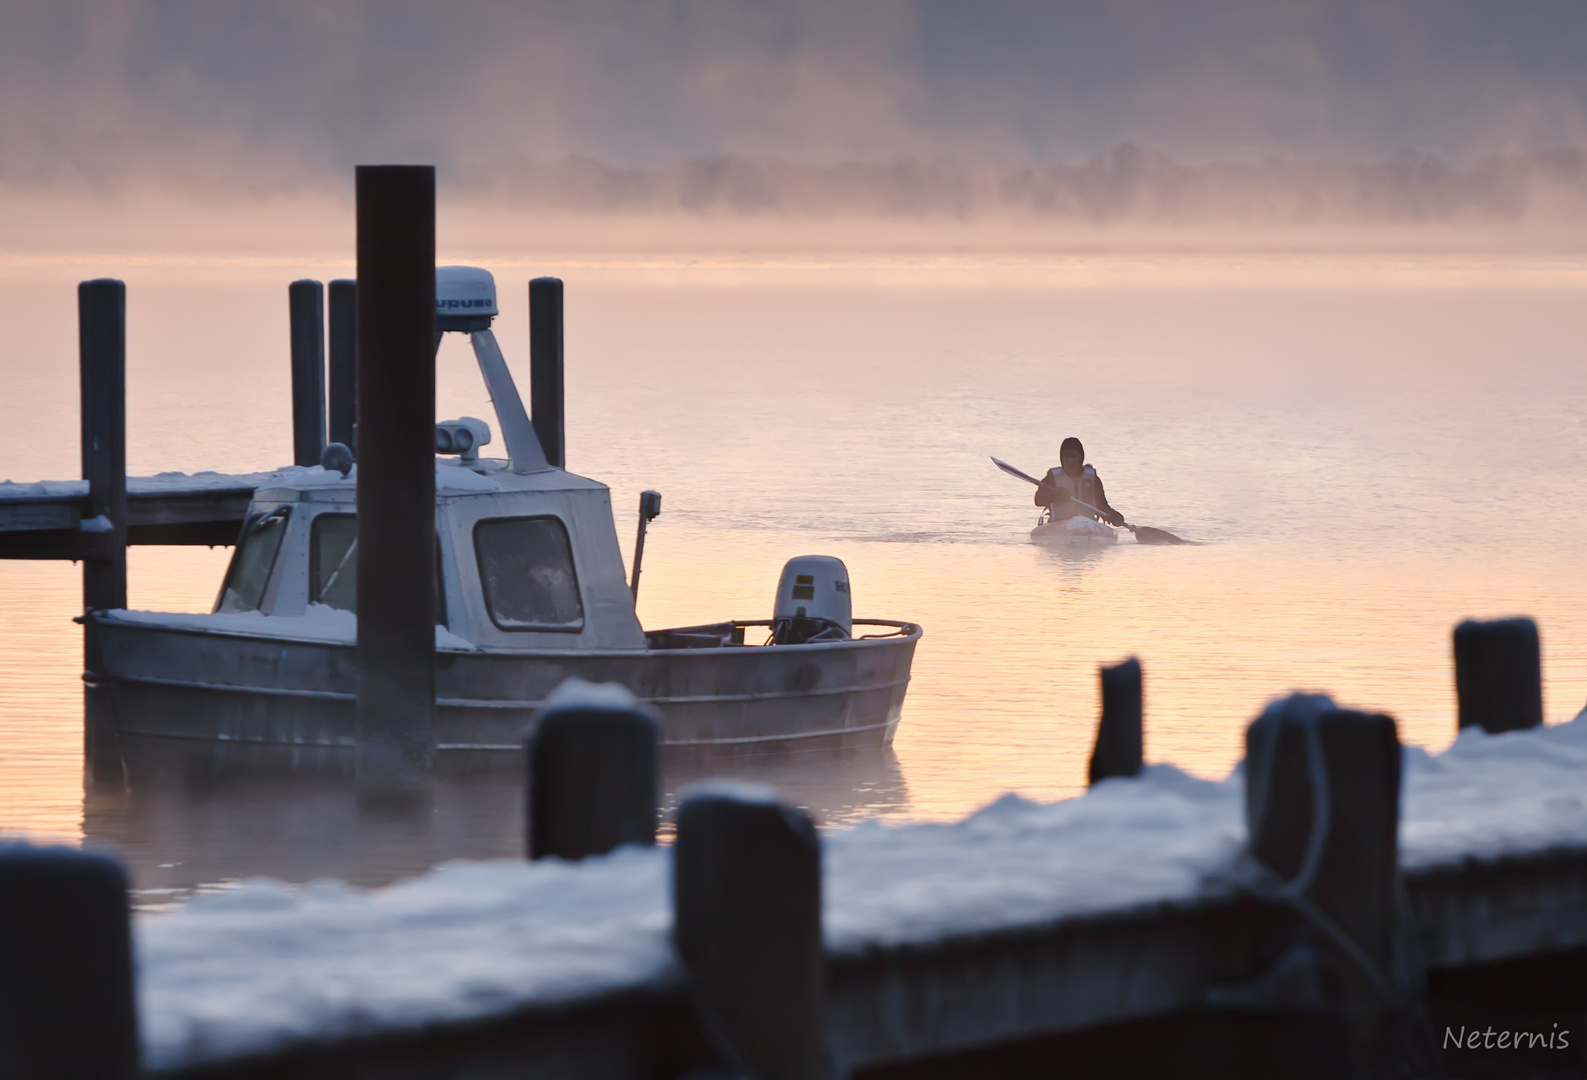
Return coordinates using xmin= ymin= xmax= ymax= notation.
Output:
xmin=354 ymin=165 xmax=437 ymax=798
xmin=525 ymin=679 xmax=658 ymax=860
xmin=1454 ymin=617 xmax=1543 ymax=734
xmin=674 ymin=783 xmax=830 ymax=1080
xmin=0 ymin=844 xmax=138 ymax=1079
xmin=1244 ymin=694 xmax=1406 ymax=1064
xmin=327 ymin=278 xmax=357 ymax=454
xmin=289 ymin=279 xmax=326 ymax=467
xmin=529 ymin=277 xmax=564 ymax=468
xmin=1089 ymin=656 xmax=1143 ymax=784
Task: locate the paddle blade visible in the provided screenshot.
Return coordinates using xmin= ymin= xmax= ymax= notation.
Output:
xmin=1134 ymin=525 xmax=1193 ymax=545
xmin=990 ymin=456 xmax=1043 ymax=486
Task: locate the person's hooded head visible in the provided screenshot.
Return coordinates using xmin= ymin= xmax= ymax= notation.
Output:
xmin=1059 ymin=437 xmax=1084 ymax=478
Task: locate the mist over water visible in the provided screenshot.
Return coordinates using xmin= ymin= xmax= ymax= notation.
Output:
xmin=0 ymin=249 xmax=1582 ymax=905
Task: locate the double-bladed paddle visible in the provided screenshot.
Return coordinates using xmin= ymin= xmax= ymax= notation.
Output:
xmin=989 ymin=456 xmax=1194 ymax=545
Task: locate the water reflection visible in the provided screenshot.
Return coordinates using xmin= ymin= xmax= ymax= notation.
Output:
xmin=1032 ymin=539 xmax=1116 ymax=579
xmin=85 ymin=728 xmax=909 ymax=910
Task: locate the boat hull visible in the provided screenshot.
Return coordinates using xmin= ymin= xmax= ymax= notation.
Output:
xmin=1030 ymin=514 xmax=1119 ymax=547
xmin=86 ymin=618 xmax=919 ymax=766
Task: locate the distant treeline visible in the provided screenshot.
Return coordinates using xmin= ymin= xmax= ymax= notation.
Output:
xmin=457 ymin=147 xmax=1587 ymax=225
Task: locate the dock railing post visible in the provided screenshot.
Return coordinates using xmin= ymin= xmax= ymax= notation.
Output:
xmin=529 ymin=276 xmax=565 ymax=468
xmin=524 ymin=679 xmax=658 ymax=860
xmin=1454 ymin=617 xmax=1543 ymax=734
xmin=0 ymin=844 xmax=139 ymax=1079
xmin=1244 ymin=694 xmax=1408 ymax=1066
xmin=328 ymin=278 xmax=357 ymax=454
xmin=673 ymin=784 xmax=830 ymax=1080
xmin=354 ymin=165 xmax=437 ymax=799
xmin=289 ymin=279 xmax=327 ymax=467
xmin=79 ymin=279 xmax=129 ymax=782
xmin=1089 ymin=657 xmax=1143 ymax=784
xmin=78 ymin=279 xmax=127 ymax=616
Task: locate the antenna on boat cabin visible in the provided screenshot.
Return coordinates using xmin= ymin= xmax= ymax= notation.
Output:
xmin=434 ymin=266 xmax=548 ymax=473
xmin=630 ymin=490 xmax=662 ymax=603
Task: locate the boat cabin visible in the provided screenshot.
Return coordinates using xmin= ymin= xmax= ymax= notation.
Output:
xmin=214 ymin=461 xmax=646 ymax=652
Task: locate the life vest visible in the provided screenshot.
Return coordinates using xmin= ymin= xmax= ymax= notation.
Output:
xmin=1043 ymin=465 xmax=1099 ymax=520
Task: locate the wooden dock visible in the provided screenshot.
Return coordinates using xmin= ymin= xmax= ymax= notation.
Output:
xmin=139 ymin=843 xmax=1587 ymax=1079
xmin=0 ymin=474 xmax=263 ymax=557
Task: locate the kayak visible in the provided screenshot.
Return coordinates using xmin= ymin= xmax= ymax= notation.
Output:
xmin=1030 ymin=513 xmax=1119 ymax=547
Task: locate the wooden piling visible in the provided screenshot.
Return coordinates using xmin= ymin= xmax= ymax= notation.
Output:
xmin=328 ymin=279 xmax=357 ymax=453
xmin=674 ymin=784 xmax=829 ymax=1080
xmin=525 ymin=681 xmax=658 ymax=860
xmin=354 ymin=165 xmax=437 ymax=796
xmin=0 ymin=844 xmax=138 ymax=1079
xmin=1089 ymin=657 xmax=1143 ymax=784
xmin=289 ymin=279 xmax=326 ymax=467
xmin=1245 ymin=695 xmax=1404 ymax=1063
xmin=1454 ymin=617 xmax=1543 ymax=734
xmin=529 ymin=277 xmax=565 ymax=468
xmin=78 ymin=279 xmax=127 ymax=615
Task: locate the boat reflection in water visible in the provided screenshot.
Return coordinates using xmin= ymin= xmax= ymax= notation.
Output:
xmin=84 ymin=690 xmax=910 ymax=910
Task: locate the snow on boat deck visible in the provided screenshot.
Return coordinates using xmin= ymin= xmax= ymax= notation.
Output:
xmin=136 ymin=706 xmax=1587 ymax=1071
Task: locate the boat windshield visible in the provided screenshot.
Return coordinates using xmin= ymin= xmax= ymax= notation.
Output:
xmin=474 ymin=516 xmax=584 ymax=631
xmin=215 ymin=508 xmax=290 ymax=614
xmin=310 ymin=513 xmax=447 ymax=622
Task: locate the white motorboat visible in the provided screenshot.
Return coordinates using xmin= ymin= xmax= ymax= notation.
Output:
xmin=85 ymin=268 xmax=920 ymax=770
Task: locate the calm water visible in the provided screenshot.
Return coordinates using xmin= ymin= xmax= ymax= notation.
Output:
xmin=1 ymin=251 xmax=1584 ymax=904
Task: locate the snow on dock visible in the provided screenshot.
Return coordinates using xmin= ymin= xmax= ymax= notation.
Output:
xmin=0 ymin=464 xmax=503 ymax=557
xmin=0 ymin=471 xmax=278 ymax=502
xmin=0 ymin=469 xmax=287 ymax=551
xmin=136 ymin=706 xmax=1587 ymax=1073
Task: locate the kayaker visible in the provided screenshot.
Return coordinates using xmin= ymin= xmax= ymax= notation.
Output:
xmin=1035 ymin=437 xmax=1126 ymax=527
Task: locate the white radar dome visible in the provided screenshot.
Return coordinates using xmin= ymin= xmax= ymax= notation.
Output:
xmin=436 ymin=265 xmax=497 ymax=319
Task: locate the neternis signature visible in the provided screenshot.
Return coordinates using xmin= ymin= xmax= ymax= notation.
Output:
xmin=1445 ymin=1025 xmax=1570 ymax=1051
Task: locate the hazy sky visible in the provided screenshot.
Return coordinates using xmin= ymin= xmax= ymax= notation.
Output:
xmin=4 ymin=1 xmax=1584 ymax=181
xmin=1 ymin=1 xmax=1585 ymax=246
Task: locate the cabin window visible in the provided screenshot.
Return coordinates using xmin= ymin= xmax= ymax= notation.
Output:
xmin=216 ymin=508 xmax=290 ymax=614
xmin=308 ymin=513 xmax=448 ymax=622
xmin=310 ymin=514 xmax=359 ymax=611
xmin=473 ymin=516 xmax=584 ymax=632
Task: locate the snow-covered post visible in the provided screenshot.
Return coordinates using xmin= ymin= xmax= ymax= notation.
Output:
xmin=0 ymin=845 xmax=138 ymax=1078
xmin=673 ymin=784 xmax=829 ymax=1080
xmin=1245 ymin=696 xmax=1402 ymax=1057
xmin=354 ymin=165 xmax=437 ymax=798
xmin=529 ymin=276 xmax=564 ymax=468
xmin=1089 ymin=656 xmax=1143 ymax=784
xmin=525 ymin=680 xmax=658 ymax=860
xmin=328 ymin=278 xmax=357 ymax=454
xmin=289 ymin=278 xmax=326 ymax=467
xmin=1454 ymin=617 xmax=1543 ymax=734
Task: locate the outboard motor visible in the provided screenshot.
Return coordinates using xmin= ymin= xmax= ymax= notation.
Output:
xmin=771 ymin=556 xmax=852 ymax=645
